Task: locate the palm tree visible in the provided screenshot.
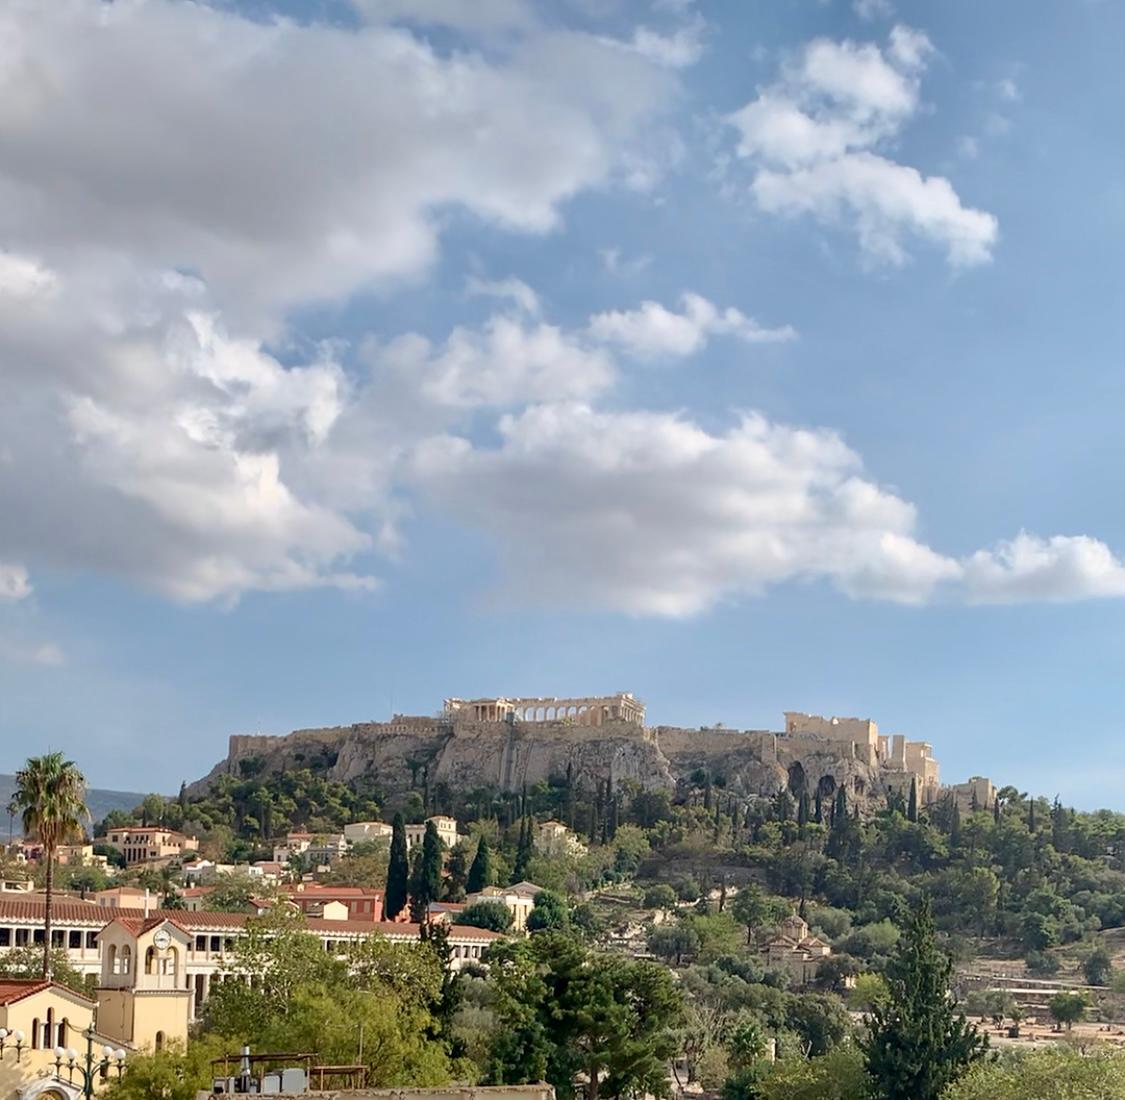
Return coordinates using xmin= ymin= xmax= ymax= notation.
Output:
xmin=11 ymin=753 xmax=89 ymax=979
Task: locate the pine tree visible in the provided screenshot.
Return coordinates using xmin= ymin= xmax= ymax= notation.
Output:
xmin=863 ymin=895 xmax=987 ymax=1100
xmin=385 ymin=812 xmax=410 ymax=919
xmin=466 ymin=835 xmax=493 ymax=893
xmin=908 ymin=778 xmax=918 ymax=823
xmin=409 ymin=819 xmax=443 ymax=921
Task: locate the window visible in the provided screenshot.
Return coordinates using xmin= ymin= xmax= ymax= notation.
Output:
xmin=210 ymin=935 xmax=221 ymax=952
xmin=33 ymin=929 xmax=44 ymax=945
xmin=86 ymin=932 xmax=98 ymax=949
xmin=0 ymin=928 xmax=10 ymax=947
xmin=51 ymin=930 xmax=64 ymax=948
xmin=15 ymin=928 xmax=28 ymax=946
xmin=69 ymin=930 xmax=82 ymax=949
xmin=196 ymin=935 xmax=207 ymax=951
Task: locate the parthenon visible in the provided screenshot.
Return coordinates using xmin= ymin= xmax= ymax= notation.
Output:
xmin=443 ymin=692 xmax=645 ymax=726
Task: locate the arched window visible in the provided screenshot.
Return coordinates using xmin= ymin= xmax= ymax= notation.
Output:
xmin=44 ymin=1009 xmax=54 ymax=1050
xmin=155 ymin=1031 xmax=165 ymax=1052
xmin=145 ymin=946 xmax=156 ymax=975
xmin=58 ymin=1019 xmax=68 ymax=1049
xmin=107 ymin=944 xmax=118 ymax=976
xmin=120 ymin=945 xmax=132 ymax=976
xmin=31 ymin=1017 xmax=40 ymax=1050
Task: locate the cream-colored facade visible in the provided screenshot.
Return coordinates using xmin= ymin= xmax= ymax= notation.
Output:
xmin=444 ymin=693 xmax=645 ymax=726
xmin=463 ymin=882 xmax=542 ymax=932
xmin=343 ymin=816 xmax=459 ymax=852
xmin=947 ymin=776 xmax=997 ymax=814
xmin=97 ymin=829 xmax=197 ymax=868
xmin=761 ymin=914 xmax=832 ymax=986
xmin=534 ymin=822 xmax=587 ymax=859
xmin=0 ymin=979 xmax=122 ymax=1100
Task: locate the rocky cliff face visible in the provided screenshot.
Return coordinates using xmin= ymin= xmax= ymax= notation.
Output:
xmin=189 ymin=716 xmax=888 ymax=809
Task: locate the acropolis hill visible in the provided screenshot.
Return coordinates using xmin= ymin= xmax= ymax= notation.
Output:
xmin=190 ymin=694 xmax=994 ymax=815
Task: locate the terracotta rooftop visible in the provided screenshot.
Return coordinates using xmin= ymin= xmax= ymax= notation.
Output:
xmin=284 ymin=885 xmax=383 ymax=897
xmin=0 ymin=898 xmax=500 ymax=941
xmin=0 ymin=979 xmax=95 ymax=1007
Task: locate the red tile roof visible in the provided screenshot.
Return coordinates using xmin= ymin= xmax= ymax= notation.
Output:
xmin=0 ymin=979 xmax=94 ymax=1007
xmin=0 ymin=898 xmax=500 ymax=941
xmin=283 ymin=886 xmax=382 ymax=897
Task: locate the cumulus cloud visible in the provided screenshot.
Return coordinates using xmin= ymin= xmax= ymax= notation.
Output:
xmin=854 ymin=0 xmax=894 ymax=19
xmin=626 ymin=19 xmax=706 ymax=69
xmin=726 ymin=27 xmax=997 ymax=267
xmin=0 ymin=0 xmax=675 ymax=329
xmin=588 ymin=293 xmax=796 ymax=360
xmin=409 ymin=405 xmax=963 ymax=615
xmin=963 ymin=534 xmax=1125 ymax=604
xmin=377 ymin=315 xmax=615 ymax=409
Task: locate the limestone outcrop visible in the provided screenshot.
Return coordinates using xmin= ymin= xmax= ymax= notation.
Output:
xmin=188 ymin=713 xmax=891 ymax=811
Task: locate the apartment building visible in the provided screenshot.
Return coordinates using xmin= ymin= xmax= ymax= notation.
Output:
xmin=280 ymin=884 xmax=383 ymax=922
xmin=343 ymin=815 xmax=459 ymax=851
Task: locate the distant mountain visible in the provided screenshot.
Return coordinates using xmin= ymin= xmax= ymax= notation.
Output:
xmin=0 ymin=774 xmax=150 ymax=837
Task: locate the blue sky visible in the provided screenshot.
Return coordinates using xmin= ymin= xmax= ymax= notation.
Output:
xmin=1 ymin=0 xmax=1123 ymax=805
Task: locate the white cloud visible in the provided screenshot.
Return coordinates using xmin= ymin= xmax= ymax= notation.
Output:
xmin=963 ymin=534 xmax=1125 ymax=604
xmin=0 ymin=563 xmax=32 ymax=601
xmin=854 ymin=0 xmax=894 ymax=20
xmin=0 ymin=253 xmax=57 ymax=300
xmin=588 ymin=292 xmax=797 ymax=360
xmin=466 ymin=276 xmax=541 ymax=316
xmin=957 ymin=135 xmax=980 ymax=160
xmin=753 ymin=153 xmax=999 ymax=267
xmin=378 ymin=315 xmax=615 ymax=409
xmin=726 ymin=27 xmax=997 ymax=267
xmin=627 ymin=19 xmax=706 ymax=69
xmin=0 ymin=0 xmax=675 ymax=329
xmin=409 ymin=405 xmax=961 ymax=615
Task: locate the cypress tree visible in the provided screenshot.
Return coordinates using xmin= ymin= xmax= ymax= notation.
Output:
xmin=409 ymin=819 xmax=443 ymax=921
xmin=513 ymin=816 xmax=532 ymax=882
xmin=703 ymin=773 xmax=713 ymax=811
xmin=466 ymin=835 xmax=493 ymax=893
xmin=385 ymin=812 xmax=410 ymax=919
xmin=862 ymin=895 xmax=987 ymax=1100
xmin=834 ymin=785 xmax=847 ymax=825
xmin=907 ymin=778 xmax=918 ymax=823
xmin=607 ymin=796 xmax=619 ymax=841
xmin=993 ymin=796 xmax=1001 ymax=825
xmin=797 ymin=788 xmax=809 ymax=827
xmin=1028 ymin=797 xmax=1037 ymax=832
xmin=813 ymin=787 xmax=823 ymax=825
xmin=588 ymin=800 xmax=600 ymax=845
xmin=950 ymin=801 xmax=962 ymax=848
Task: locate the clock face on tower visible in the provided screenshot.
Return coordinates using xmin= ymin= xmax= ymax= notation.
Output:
xmin=152 ymin=928 xmax=172 ymax=951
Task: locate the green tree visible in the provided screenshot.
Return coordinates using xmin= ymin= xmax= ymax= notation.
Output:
xmin=385 ymin=812 xmax=410 ymax=920
xmin=409 ymin=820 xmax=443 ymax=921
xmin=643 ymin=884 xmax=678 ymax=912
xmin=862 ymin=895 xmax=987 ymax=1100
xmin=11 ymin=753 xmax=89 ymax=979
xmin=526 ymin=889 xmax=569 ymax=933
xmin=466 ymin=836 xmax=493 ymax=894
xmin=647 ymin=922 xmax=700 ymax=966
xmin=1048 ymin=991 xmax=1086 ymax=1032
xmin=731 ymin=883 xmax=785 ymax=946
xmin=487 ymin=934 xmax=683 ymax=1100
xmin=945 ymin=1047 xmax=1125 ymax=1100
xmin=207 ymin=874 xmax=258 ymax=913
xmin=455 ymin=900 xmax=514 ymax=932
xmin=1084 ymin=945 xmax=1113 ymax=986
xmin=907 ymin=779 xmax=918 ymax=823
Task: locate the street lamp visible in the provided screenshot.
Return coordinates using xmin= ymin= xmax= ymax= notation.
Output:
xmin=0 ymin=1027 xmax=26 ymax=1062
xmin=52 ymin=1024 xmax=126 ymax=1098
